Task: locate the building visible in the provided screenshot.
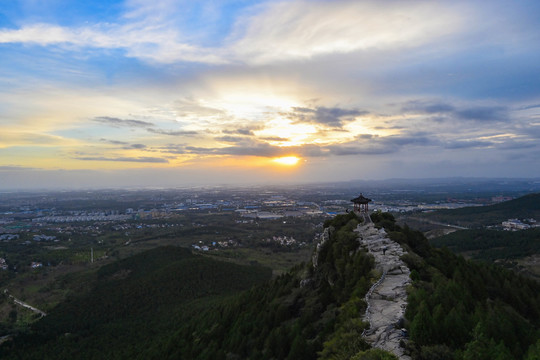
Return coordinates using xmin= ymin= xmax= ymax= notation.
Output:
xmin=351 ymin=194 xmax=372 ymax=213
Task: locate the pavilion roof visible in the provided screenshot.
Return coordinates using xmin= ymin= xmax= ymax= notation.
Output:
xmin=351 ymin=194 xmax=372 ymax=204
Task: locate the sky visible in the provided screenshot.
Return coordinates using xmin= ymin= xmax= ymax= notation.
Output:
xmin=1 ymin=0 xmax=540 ymax=189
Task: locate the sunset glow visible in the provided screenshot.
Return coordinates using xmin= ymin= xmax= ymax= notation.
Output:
xmin=272 ymin=156 xmax=301 ymax=166
xmin=0 ymin=0 xmax=539 ymax=189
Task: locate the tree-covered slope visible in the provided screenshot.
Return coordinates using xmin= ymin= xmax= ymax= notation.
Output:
xmin=0 ymin=212 xmax=386 ymax=359
xmin=423 ymin=192 xmax=540 ymax=227
xmin=372 ymin=212 xmax=540 ymax=360
xmin=0 ymin=246 xmax=273 ymax=359
xmin=3 ymin=211 xmax=540 ymax=360
xmin=431 ymin=228 xmax=540 ymax=261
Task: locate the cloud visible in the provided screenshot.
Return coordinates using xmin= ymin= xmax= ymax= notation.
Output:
xmin=222 ymin=127 xmax=259 ymax=136
xmin=100 ymin=138 xmax=129 ymax=145
xmin=184 ymin=142 xmax=282 ymax=157
xmin=147 ymin=128 xmax=199 ymax=136
xmin=215 ymin=136 xmax=245 ymax=143
xmin=380 ymin=133 xmax=437 ymax=147
xmin=128 ymin=143 xmax=147 ymax=149
xmin=497 ymin=139 xmax=538 ymax=150
xmin=94 ymin=116 xmax=155 ymax=128
xmin=325 ymin=144 xmax=395 ymax=156
xmin=285 ymin=106 xmax=368 ymax=128
xmin=75 ymin=156 xmax=168 ymax=163
xmin=260 ymin=136 xmax=289 ymax=142
xmin=455 ymin=106 xmax=507 ymax=122
xmin=403 ymin=100 xmax=508 ymax=122
xmin=0 ymin=165 xmax=36 ymax=171
xmin=230 ymin=1 xmax=465 ymax=64
xmin=0 ymin=22 xmax=225 ymax=64
xmin=519 ymin=103 xmax=540 ymax=110
xmin=0 ymin=1 xmax=468 ymax=66
xmin=99 ymin=139 xmax=147 ymax=149
xmin=444 ymin=140 xmax=493 ymax=149
xmin=174 ymin=98 xmax=227 ymax=118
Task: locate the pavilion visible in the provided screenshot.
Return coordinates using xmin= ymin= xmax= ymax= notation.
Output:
xmin=351 ymin=193 xmax=372 ymax=214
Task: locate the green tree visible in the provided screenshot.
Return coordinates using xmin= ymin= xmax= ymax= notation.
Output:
xmin=351 ymin=348 xmax=398 ymax=360
xmin=526 ymin=339 xmax=540 ymax=360
xmin=463 ymin=323 xmax=513 ymax=360
xmin=410 ymin=301 xmax=435 ymax=345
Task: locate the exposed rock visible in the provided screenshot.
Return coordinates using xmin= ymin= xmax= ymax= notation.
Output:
xmin=356 ymin=222 xmax=411 ymax=360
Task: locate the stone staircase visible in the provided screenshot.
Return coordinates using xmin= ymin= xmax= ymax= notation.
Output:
xmin=356 ymin=222 xmax=411 ymax=359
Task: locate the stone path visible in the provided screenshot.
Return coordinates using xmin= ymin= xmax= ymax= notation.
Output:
xmin=356 ymin=222 xmax=411 ymax=360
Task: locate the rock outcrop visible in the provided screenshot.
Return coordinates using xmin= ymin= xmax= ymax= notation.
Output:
xmin=356 ymin=221 xmax=411 ymax=360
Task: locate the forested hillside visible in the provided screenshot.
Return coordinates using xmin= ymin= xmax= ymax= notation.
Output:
xmin=2 ymin=212 xmax=540 ymax=359
xmin=0 ymin=212 xmax=384 ymax=359
xmin=0 ymin=247 xmax=273 ymax=359
xmin=375 ymin=213 xmax=540 ymax=359
xmin=431 ymin=228 xmax=540 ymax=281
xmin=422 ymin=193 xmax=540 ymax=227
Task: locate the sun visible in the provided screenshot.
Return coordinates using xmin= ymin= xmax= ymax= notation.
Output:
xmin=272 ymin=156 xmax=300 ymax=166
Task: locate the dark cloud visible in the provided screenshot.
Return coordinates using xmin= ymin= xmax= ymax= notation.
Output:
xmin=380 ymin=133 xmax=437 ymax=147
xmin=75 ymin=156 xmax=168 ymax=163
xmin=260 ymin=136 xmax=289 ymax=142
xmin=184 ymin=143 xmax=282 ymax=157
xmin=403 ymin=101 xmax=455 ymax=114
xmin=498 ymin=140 xmax=538 ymax=150
xmin=285 ymin=106 xmax=368 ymax=128
xmin=215 ymin=136 xmax=244 ymax=143
xmin=520 ymin=125 xmax=540 ymax=139
xmin=93 ymin=116 xmax=155 ymax=128
xmin=403 ymin=100 xmax=507 ymax=122
xmin=222 ymin=127 xmax=261 ymax=136
xmin=519 ymin=103 xmax=540 ymax=110
xmin=455 ymin=106 xmax=507 ymax=122
xmin=444 ymin=140 xmax=493 ymax=149
xmin=99 ymin=139 xmax=146 ymax=149
xmin=100 ymin=138 xmax=128 ymax=145
xmin=128 ymin=143 xmax=147 ymax=149
xmin=326 ymin=145 xmax=396 ymax=156
xmin=356 ymin=134 xmax=375 ymax=140
xmin=147 ymin=128 xmax=198 ymax=136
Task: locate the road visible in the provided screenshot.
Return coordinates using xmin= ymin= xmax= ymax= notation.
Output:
xmin=4 ymin=289 xmax=47 ymax=317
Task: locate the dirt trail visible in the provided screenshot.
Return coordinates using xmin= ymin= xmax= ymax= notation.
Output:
xmin=356 ymin=222 xmax=411 ymax=359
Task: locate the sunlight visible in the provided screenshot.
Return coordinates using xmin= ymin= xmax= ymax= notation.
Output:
xmin=272 ymin=156 xmax=300 ymax=166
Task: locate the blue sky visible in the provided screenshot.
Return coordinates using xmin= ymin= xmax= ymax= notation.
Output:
xmin=1 ymin=0 xmax=540 ymax=189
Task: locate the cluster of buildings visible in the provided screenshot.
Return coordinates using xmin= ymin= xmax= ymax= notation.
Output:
xmin=501 ymin=218 xmax=538 ymax=231
xmin=0 ymin=258 xmax=43 ymax=270
xmin=262 ymin=236 xmax=307 ymax=248
xmin=32 ymin=234 xmax=57 ymax=242
xmin=0 ymin=234 xmax=19 ymax=241
xmin=191 ymin=239 xmax=239 ymax=251
xmin=33 ymin=214 xmax=131 ymax=223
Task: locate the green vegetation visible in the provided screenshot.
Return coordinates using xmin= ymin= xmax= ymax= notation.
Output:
xmin=0 ymin=212 xmax=323 ymax=335
xmin=421 ymin=193 xmax=540 ymax=227
xmin=2 ymin=211 xmax=539 ymax=359
xmin=0 ymin=212 xmax=386 ymax=359
xmin=431 ymin=228 xmax=540 ymax=262
xmin=0 ymin=246 xmax=272 ymax=359
xmin=375 ymin=217 xmax=540 ymax=359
